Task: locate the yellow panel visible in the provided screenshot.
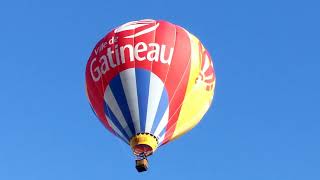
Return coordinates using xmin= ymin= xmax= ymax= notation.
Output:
xmin=170 ymin=33 xmax=215 ymax=141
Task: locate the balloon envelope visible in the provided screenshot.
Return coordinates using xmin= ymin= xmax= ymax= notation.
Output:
xmin=85 ymin=19 xmax=215 ymax=156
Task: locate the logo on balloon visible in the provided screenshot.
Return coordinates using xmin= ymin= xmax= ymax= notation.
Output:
xmin=90 ymin=19 xmax=173 ymax=82
xmin=196 ymin=43 xmax=215 ymax=91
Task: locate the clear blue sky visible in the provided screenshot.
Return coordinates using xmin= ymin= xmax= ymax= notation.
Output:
xmin=1 ymin=0 xmax=319 ymax=179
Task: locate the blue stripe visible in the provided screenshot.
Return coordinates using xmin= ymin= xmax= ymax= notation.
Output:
xmin=109 ymin=75 xmax=136 ymax=136
xmin=151 ymin=88 xmax=169 ymax=134
xmin=158 ymin=130 xmax=167 ymax=141
xmin=104 ymin=102 xmax=130 ymax=141
xmin=90 ymin=104 xmax=97 ymax=117
xmin=135 ymin=68 xmax=151 ymax=132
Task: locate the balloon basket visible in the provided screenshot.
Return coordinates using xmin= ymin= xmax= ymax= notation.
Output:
xmin=135 ymin=158 xmax=148 ymax=172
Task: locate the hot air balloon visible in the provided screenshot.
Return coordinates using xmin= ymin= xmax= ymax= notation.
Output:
xmin=85 ymin=19 xmax=215 ymax=172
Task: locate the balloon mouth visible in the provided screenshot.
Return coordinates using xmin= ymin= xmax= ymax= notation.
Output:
xmin=130 ymin=133 xmax=159 ymax=157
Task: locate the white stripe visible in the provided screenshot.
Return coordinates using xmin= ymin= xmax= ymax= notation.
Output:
xmin=120 ymin=68 xmax=141 ymax=133
xmin=154 ymin=107 xmax=169 ymax=137
xmin=204 ymin=74 xmax=214 ymax=80
xmin=125 ymin=23 xmax=160 ymax=38
xmin=138 ymin=19 xmax=155 ymax=23
xmin=104 ymin=87 xmax=133 ymax=138
xmin=202 ymin=54 xmax=210 ymax=73
xmin=105 ymin=116 xmax=129 ymax=144
xmin=145 ymin=73 xmax=164 ymax=132
xmin=158 ymin=135 xmax=165 ymax=144
xmin=115 ymin=23 xmax=148 ymax=33
xmin=114 ymin=19 xmax=155 ymax=33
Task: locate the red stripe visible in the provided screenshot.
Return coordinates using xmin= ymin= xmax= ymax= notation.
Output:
xmin=162 ymin=26 xmax=191 ymax=144
xmin=151 ymin=20 xmax=176 ymax=82
xmin=85 ymin=59 xmax=114 ymax=133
